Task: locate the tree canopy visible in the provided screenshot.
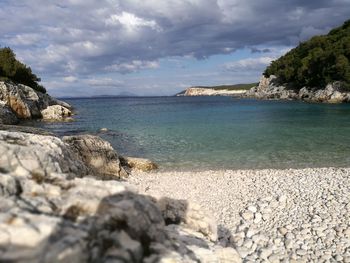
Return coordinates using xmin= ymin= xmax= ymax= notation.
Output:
xmin=264 ymin=19 xmax=350 ymax=90
xmin=0 ymin=47 xmax=46 ymax=93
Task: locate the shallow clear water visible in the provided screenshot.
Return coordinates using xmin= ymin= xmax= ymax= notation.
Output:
xmin=25 ymin=96 xmax=350 ymax=171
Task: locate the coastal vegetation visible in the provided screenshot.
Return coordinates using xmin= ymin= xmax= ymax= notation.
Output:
xmin=264 ymin=19 xmax=350 ymax=90
xmin=0 ymin=47 xmax=46 ymax=93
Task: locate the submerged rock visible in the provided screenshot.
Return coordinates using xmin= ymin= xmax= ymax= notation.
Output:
xmin=0 ymin=130 xmax=239 ymax=262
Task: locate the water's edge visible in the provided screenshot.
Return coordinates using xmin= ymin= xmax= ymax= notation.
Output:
xmin=23 ymin=96 xmax=350 ymax=172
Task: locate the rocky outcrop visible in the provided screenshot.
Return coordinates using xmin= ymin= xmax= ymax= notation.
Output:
xmin=0 ymin=81 xmax=72 ymax=122
xmin=41 ymin=105 xmax=72 ymax=121
xmin=0 ymin=130 xmax=241 ymax=262
xmin=63 ymin=134 xmax=128 ymax=179
xmin=0 ymin=130 xmax=89 ymax=178
xmin=179 ymin=87 xmax=247 ymax=96
xmin=244 ymin=75 xmax=298 ymax=100
xmin=120 ymin=156 xmax=158 ymax=172
xmin=298 ymin=82 xmax=350 ymax=103
xmin=0 ymin=81 xmax=41 ymax=118
xmin=0 ymin=102 xmax=19 ymax=125
xmin=245 ymin=76 xmax=350 ymax=103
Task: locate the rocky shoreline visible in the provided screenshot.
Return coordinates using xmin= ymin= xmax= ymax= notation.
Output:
xmin=0 ymin=82 xmax=241 ymax=262
xmin=0 ymin=81 xmax=73 ymax=124
xmin=244 ymin=75 xmax=350 ymax=103
xmin=0 ymin=127 xmax=243 ymax=262
xmin=3 ymin=126 xmax=350 ymax=262
xmin=2 ymin=81 xmax=350 ymax=262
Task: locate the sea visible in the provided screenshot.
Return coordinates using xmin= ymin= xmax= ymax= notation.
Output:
xmin=23 ymin=96 xmax=350 ymax=171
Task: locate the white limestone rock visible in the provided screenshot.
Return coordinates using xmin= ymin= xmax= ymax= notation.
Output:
xmin=41 ymin=105 xmax=72 ymax=121
xmin=63 ymin=134 xmax=128 ymax=178
xmin=0 ymin=81 xmax=72 ymax=120
xmin=0 ymin=129 xmax=236 ymax=262
xmin=245 ymin=76 xmax=350 ymax=103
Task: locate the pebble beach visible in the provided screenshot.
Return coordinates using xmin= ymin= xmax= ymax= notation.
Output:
xmin=129 ymin=167 xmax=350 ymax=262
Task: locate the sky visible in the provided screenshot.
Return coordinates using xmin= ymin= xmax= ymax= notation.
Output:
xmin=1 ymin=0 xmax=350 ymax=97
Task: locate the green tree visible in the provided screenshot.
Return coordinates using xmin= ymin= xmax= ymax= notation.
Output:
xmin=264 ymin=19 xmax=350 ymax=90
xmin=0 ymin=47 xmax=46 ymax=93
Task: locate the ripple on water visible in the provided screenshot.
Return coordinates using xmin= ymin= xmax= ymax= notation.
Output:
xmin=24 ymin=96 xmax=350 ymax=171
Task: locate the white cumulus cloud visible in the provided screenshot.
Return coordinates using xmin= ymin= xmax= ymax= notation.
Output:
xmin=224 ymin=57 xmax=274 ymax=72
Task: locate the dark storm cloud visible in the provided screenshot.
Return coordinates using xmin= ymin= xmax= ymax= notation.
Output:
xmin=1 ymin=0 xmax=349 ymax=78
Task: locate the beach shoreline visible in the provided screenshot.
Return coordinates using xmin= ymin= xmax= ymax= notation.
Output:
xmin=2 ymin=80 xmax=350 ymax=261
xmin=129 ymin=167 xmax=350 ymax=262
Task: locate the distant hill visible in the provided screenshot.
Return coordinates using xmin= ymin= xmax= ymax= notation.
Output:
xmin=264 ymin=19 xmax=350 ymax=90
xmin=176 ymin=83 xmax=257 ymax=96
xmin=116 ymin=91 xmax=138 ymax=97
xmin=93 ymin=92 xmax=138 ymax=98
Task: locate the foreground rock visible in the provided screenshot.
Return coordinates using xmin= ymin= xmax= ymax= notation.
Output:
xmin=63 ymin=134 xmax=128 ymax=179
xmin=0 ymin=130 xmax=239 ymax=262
xmin=130 ymin=168 xmax=350 ymax=262
xmin=245 ymin=75 xmax=350 ymax=103
xmin=0 ymin=130 xmax=89 ymax=178
xmin=0 ymin=81 xmax=72 ymax=122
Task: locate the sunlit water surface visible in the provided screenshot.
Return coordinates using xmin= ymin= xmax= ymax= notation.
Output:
xmin=24 ymin=96 xmax=350 ymax=171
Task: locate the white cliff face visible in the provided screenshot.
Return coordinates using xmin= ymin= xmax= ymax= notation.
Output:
xmin=181 ymin=87 xmax=247 ymax=96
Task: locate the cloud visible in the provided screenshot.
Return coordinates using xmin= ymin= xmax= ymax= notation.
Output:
xmin=224 ymin=57 xmax=274 ymax=72
xmin=84 ymin=78 xmax=124 ymax=87
xmin=63 ymin=76 xmax=78 ymax=83
xmin=5 ymin=33 xmax=41 ymax=46
xmin=0 ymin=0 xmax=349 ymax=95
xmin=105 ymin=60 xmax=159 ymax=74
xmin=250 ymin=48 xmax=271 ymax=54
xmin=105 ymin=11 xmax=162 ymax=32
xmin=299 ymin=26 xmax=332 ymax=41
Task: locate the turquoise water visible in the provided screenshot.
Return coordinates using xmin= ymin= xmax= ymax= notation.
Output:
xmin=26 ymin=96 xmax=350 ymax=171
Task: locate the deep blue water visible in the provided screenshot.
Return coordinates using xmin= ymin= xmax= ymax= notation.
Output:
xmin=24 ymin=96 xmax=350 ymax=171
